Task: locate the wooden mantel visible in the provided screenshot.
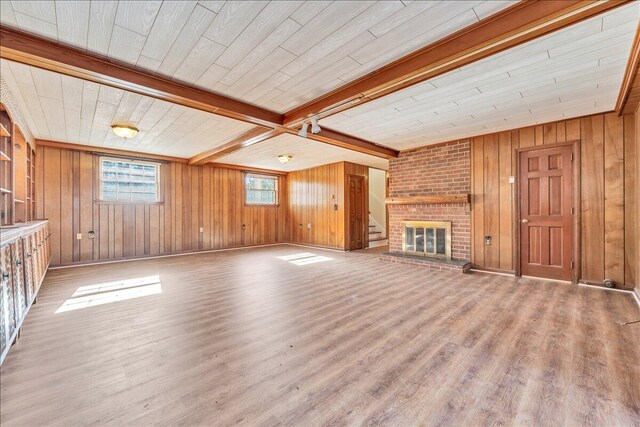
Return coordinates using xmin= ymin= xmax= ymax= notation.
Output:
xmin=385 ymin=194 xmax=471 ymax=205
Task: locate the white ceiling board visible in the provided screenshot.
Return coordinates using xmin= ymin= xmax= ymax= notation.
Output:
xmin=0 ymin=59 xmax=256 ymax=158
xmin=0 ymin=1 xmax=517 ymax=113
xmin=321 ymin=3 xmax=640 ymax=150
xmin=217 ymin=133 xmax=389 ymax=172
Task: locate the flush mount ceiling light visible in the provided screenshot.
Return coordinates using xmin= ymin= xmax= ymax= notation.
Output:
xmin=297 ymin=122 xmax=309 ymax=138
xmin=111 ymin=124 xmax=139 ymax=139
xmin=278 ymin=154 xmax=292 ymax=164
xmin=310 ymin=117 xmax=321 ymax=134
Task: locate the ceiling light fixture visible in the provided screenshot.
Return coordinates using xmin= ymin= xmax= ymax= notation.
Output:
xmin=278 ymin=154 xmax=292 ymax=164
xmin=111 ymin=124 xmax=139 ymax=139
xmin=310 ymin=117 xmax=321 ymax=134
xmin=297 ymin=122 xmax=309 ymax=138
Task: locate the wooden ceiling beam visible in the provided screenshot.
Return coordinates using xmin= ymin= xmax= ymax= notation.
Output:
xmin=189 ymin=127 xmax=283 ymax=165
xmin=36 ymin=139 xmax=189 ymax=163
xmin=283 ymin=127 xmax=399 ymax=159
xmin=283 ymin=0 xmax=632 ymax=126
xmin=206 ymin=162 xmax=288 ymax=176
xmin=190 ymin=125 xmax=398 ymax=165
xmin=2 ymin=27 xmax=398 ymax=160
xmin=615 ymin=22 xmax=640 ymax=114
xmin=0 ymin=26 xmax=283 ymax=128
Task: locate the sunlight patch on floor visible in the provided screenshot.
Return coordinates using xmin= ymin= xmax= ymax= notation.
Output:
xmin=71 ymin=275 xmax=161 ymax=297
xmin=277 ymin=253 xmax=333 ymax=266
xmin=290 ymin=256 xmax=333 ymax=265
xmin=56 ymin=276 xmax=162 ymax=313
xmin=277 ymin=253 xmax=317 ymax=261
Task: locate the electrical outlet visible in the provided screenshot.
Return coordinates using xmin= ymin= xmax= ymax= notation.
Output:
xmin=76 ymin=233 xmax=82 ymax=240
xmin=508 ymin=176 xmax=515 ymax=184
xmin=199 ymin=227 xmax=204 ymax=233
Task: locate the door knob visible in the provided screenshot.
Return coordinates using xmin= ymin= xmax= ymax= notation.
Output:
xmin=521 ymin=219 xmax=529 ymax=224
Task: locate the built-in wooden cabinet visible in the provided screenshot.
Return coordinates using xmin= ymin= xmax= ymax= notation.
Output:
xmin=0 ymin=221 xmax=50 ymax=364
xmin=0 ymin=109 xmax=13 ymax=226
xmin=0 ymin=104 xmax=36 ymax=225
xmin=27 ymin=147 xmax=36 ymax=220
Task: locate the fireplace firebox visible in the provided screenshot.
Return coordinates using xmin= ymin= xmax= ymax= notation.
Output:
xmin=401 ymin=221 xmax=452 ymax=260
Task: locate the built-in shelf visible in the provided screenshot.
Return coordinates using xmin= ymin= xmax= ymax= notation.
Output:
xmin=385 ymin=194 xmax=471 ymax=205
xmin=0 ymin=188 xmax=12 ymax=194
xmin=14 ymin=199 xmax=24 ymax=204
xmin=0 ymin=124 xmax=9 ymax=137
xmin=0 ymin=151 xmax=10 ymax=161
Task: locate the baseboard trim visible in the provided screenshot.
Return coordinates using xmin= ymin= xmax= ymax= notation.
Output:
xmin=578 ymin=282 xmax=640 ymax=309
xmin=49 ymin=243 xmax=288 ymax=269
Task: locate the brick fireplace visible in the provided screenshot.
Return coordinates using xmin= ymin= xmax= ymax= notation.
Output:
xmin=382 ymin=140 xmax=471 ymax=272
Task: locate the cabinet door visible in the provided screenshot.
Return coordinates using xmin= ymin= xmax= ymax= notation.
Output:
xmin=1 ymin=245 xmax=16 ymax=354
xmin=35 ymin=230 xmax=43 ymax=285
xmin=22 ymin=237 xmax=35 ymax=302
xmin=11 ymin=241 xmax=27 ymax=322
xmin=38 ymin=227 xmax=47 ymax=274
xmin=0 ymin=250 xmax=7 ymax=358
xmin=45 ymin=225 xmax=51 ymax=263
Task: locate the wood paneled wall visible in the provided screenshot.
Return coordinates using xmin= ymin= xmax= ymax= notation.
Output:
xmin=287 ymin=162 xmax=368 ymax=250
xmin=635 ymin=108 xmax=640 ymax=297
xmin=471 ymin=112 xmax=637 ymax=289
xmin=35 ymin=145 xmax=287 ymax=266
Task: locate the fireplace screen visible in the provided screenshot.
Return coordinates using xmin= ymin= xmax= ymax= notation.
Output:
xmin=402 ymin=221 xmax=451 ymax=259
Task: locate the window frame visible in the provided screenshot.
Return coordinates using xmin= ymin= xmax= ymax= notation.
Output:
xmin=97 ymin=156 xmax=163 ymax=204
xmin=244 ymin=172 xmax=279 ymax=206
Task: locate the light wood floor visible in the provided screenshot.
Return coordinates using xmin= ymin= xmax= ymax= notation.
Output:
xmin=1 ymin=244 xmax=639 ymax=426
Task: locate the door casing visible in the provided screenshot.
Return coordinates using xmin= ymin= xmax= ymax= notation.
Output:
xmin=346 ymin=174 xmax=366 ymax=250
xmin=514 ymin=141 xmax=580 ymax=283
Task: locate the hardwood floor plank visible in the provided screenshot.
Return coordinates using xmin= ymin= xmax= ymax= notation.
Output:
xmin=1 ymin=245 xmax=638 ymax=426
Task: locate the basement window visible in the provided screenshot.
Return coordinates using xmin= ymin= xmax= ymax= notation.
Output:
xmin=246 ymin=173 xmax=278 ymax=205
xmin=99 ymin=157 xmax=160 ymax=202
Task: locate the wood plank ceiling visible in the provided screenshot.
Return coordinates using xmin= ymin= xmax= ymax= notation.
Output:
xmin=216 ymin=132 xmax=389 ymax=171
xmin=0 ymin=1 xmax=638 ymax=164
xmin=322 ymin=3 xmax=640 ymax=150
xmin=0 ymin=1 xmax=516 ymax=113
xmin=0 ymin=59 xmax=256 ymax=157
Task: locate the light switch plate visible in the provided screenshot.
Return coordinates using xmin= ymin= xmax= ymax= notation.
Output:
xmin=76 ymin=233 xmax=82 ymax=240
xmin=199 ymin=227 xmax=204 ymax=233
xmin=508 ymin=176 xmax=516 ymax=184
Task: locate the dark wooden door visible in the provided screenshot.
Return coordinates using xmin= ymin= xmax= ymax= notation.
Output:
xmin=348 ymin=175 xmax=365 ymax=250
xmin=519 ymin=145 xmax=573 ymax=280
